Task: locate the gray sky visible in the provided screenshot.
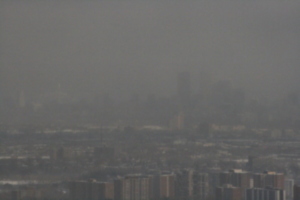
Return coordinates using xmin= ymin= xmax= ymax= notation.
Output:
xmin=1 ymin=2 xmax=300 ymax=101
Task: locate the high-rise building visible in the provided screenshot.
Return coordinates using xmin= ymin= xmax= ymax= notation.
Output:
xmin=219 ymin=169 xmax=251 ymax=199
xmin=114 ymin=175 xmax=152 ymax=200
xmin=285 ymin=179 xmax=294 ymax=200
xmin=170 ymin=112 xmax=185 ymax=130
xmin=193 ymin=172 xmax=209 ymax=200
xmin=174 ymin=170 xmax=210 ymax=200
xmin=94 ymin=146 xmax=115 ymax=162
xmin=19 ymin=90 xmax=26 ymax=108
xmin=253 ymin=171 xmax=285 ymax=189
xmin=216 ymin=184 xmax=243 ymax=200
xmin=175 ymin=169 xmax=194 ymax=199
xmin=69 ymin=180 xmax=114 ymax=200
xmin=69 ymin=181 xmax=89 ymax=200
xmin=219 ymin=170 xmax=251 ymax=189
xmin=294 ymin=184 xmax=300 ymax=200
xmin=246 ymin=187 xmax=285 ymax=200
xmin=152 ymin=173 xmax=175 ymax=199
xmin=177 ymin=71 xmax=191 ymax=109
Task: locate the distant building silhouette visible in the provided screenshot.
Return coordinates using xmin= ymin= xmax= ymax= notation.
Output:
xmin=170 ymin=112 xmax=185 ymax=130
xmin=175 ymin=169 xmax=194 ymax=199
xmin=285 ymin=179 xmax=294 ymax=200
xmin=177 ymin=72 xmax=191 ymax=109
xmin=216 ymin=184 xmax=243 ymax=200
xmin=219 ymin=169 xmax=251 ymax=199
xmin=114 ymin=175 xmax=152 ymax=200
xmin=69 ymin=180 xmax=114 ymax=200
xmin=152 ymin=173 xmax=175 ymax=199
xmin=293 ymin=184 xmax=300 ymax=200
xmin=253 ymin=171 xmax=285 ymax=189
xmin=246 ymin=187 xmax=285 ymax=200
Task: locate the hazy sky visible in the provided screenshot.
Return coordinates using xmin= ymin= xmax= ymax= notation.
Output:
xmin=1 ymin=2 xmax=300 ymax=101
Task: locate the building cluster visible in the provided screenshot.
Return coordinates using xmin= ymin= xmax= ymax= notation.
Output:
xmin=216 ymin=170 xmax=290 ymax=200
xmin=69 ymin=170 xmax=208 ymax=200
xmin=67 ymin=169 xmax=300 ymax=200
xmin=2 ymin=71 xmax=300 ymax=131
xmin=0 ymin=184 xmax=68 ymax=200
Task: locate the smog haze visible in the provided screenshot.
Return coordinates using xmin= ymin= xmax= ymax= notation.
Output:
xmin=1 ymin=1 xmax=300 ymax=102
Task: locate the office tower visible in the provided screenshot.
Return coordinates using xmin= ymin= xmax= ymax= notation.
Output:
xmin=285 ymin=179 xmax=294 ymax=200
xmin=216 ymin=184 xmax=243 ymax=200
xmin=170 ymin=112 xmax=185 ymax=130
xmin=91 ymin=181 xmax=114 ymax=200
xmin=152 ymin=173 xmax=175 ymax=199
xmin=11 ymin=190 xmax=21 ymax=200
xmin=253 ymin=171 xmax=285 ymax=189
xmin=294 ymin=185 xmax=300 ymax=200
xmin=175 ymin=169 xmax=194 ymax=199
xmin=247 ymin=156 xmax=256 ymax=171
xmin=198 ymin=69 xmax=213 ymax=99
xmin=246 ymin=187 xmax=285 ymax=200
xmin=219 ymin=169 xmax=251 ymax=190
xmin=69 ymin=180 xmax=114 ymax=200
xmin=19 ymin=90 xmax=26 ymax=108
xmin=69 ymin=181 xmax=89 ymax=200
xmin=177 ymin=71 xmax=191 ymax=109
xmin=196 ymin=122 xmax=212 ymax=138
xmin=219 ymin=169 xmax=251 ymax=199
xmin=114 ymin=175 xmax=152 ymax=200
xmin=211 ymin=80 xmax=232 ymax=107
xmin=94 ymin=146 xmax=115 ymax=162
xmin=209 ymin=172 xmax=221 ymax=198
xmin=193 ymin=172 xmax=209 ymax=200
xmin=114 ymin=179 xmax=124 ymax=200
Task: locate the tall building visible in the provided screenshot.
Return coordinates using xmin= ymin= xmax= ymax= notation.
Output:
xmin=219 ymin=170 xmax=251 ymax=189
xmin=152 ymin=173 xmax=175 ymax=199
xmin=114 ymin=175 xmax=152 ymax=200
xmin=294 ymin=184 xmax=300 ymax=200
xmin=169 ymin=112 xmax=185 ymax=130
xmin=174 ymin=170 xmax=210 ymax=200
xmin=177 ymin=71 xmax=191 ymax=109
xmin=19 ymin=90 xmax=26 ymax=108
xmin=69 ymin=180 xmax=114 ymax=200
xmin=219 ymin=169 xmax=251 ymax=199
xmin=69 ymin=181 xmax=89 ymax=200
xmin=175 ymin=169 xmax=194 ymax=199
xmin=253 ymin=171 xmax=285 ymax=189
xmin=216 ymin=184 xmax=243 ymax=200
xmin=94 ymin=146 xmax=115 ymax=162
xmin=246 ymin=187 xmax=285 ymax=200
xmin=193 ymin=172 xmax=209 ymax=200
xmin=285 ymin=179 xmax=294 ymax=200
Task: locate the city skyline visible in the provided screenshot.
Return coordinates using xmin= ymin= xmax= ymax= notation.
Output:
xmin=1 ymin=2 xmax=300 ymax=102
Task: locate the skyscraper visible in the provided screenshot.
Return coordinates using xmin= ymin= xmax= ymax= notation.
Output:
xmin=177 ymin=71 xmax=191 ymax=109
xmin=216 ymin=184 xmax=243 ymax=200
xmin=219 ymin=169 xmax=251 ymax=199
xmin=69 ymin=180 xmax=114 ymax=200
xmin=285 ymin=179 xmax=294 ymax=200
xmin=219 ymin=169 xmax=251 ymax=191
xmin=114 ymin=175 xmax=152 ymax=200
xmin=253 ymin=171 xmax=285 ymax=189
xmin=175 ymin=169 xmax=194 ymax=199
xmin=294 ymin=184 xmax=300 ymax=200
xmin=152 ymin=173 xmax=175 ymax=199
xmin=193 ymin=172 xmax=209 ymax=200
xmin=246 ymin=187 xmax=285 ymax=200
